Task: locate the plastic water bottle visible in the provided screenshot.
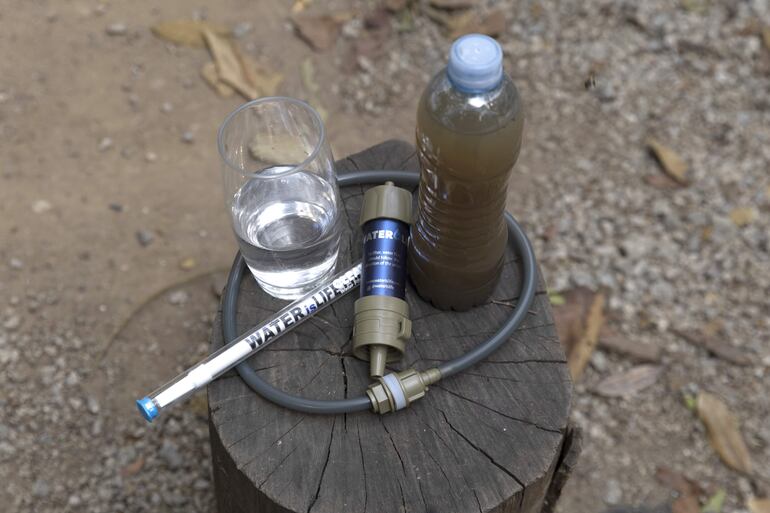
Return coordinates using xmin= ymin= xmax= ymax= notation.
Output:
xmin=408 ymin=34 xmax=524 ymax=311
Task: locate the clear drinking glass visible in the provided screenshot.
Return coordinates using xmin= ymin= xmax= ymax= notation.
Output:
xmin=217 ymin=97 xmax=342 ymax=300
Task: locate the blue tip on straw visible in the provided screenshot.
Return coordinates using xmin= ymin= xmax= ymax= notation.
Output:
xmin=136 ymin=397 xmax=159 ymax=422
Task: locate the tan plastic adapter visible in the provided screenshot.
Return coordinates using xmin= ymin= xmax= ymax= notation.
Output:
xmin=367 ymin=368 xmax=442 ymax=414
xmin=352 ymin=296 xmax=412 ymax=378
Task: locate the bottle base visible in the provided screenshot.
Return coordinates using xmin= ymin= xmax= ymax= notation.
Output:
xmin=408 ymin=256 xmax=503 ymax=311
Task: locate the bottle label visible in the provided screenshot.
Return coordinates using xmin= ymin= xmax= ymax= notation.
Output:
xmin=361 ymin=219 xmax=408 ymax=299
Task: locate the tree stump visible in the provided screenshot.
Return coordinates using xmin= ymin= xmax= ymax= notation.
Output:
xmin=208 ymin=140 xmax=577 ymax=513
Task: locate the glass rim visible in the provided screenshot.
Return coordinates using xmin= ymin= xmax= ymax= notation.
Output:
xmin=217 ymin=96 xmax=326 ymax=180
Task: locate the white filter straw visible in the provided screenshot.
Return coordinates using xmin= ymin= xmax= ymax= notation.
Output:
xmin=136 ymin=262 xmax=362 ymax=422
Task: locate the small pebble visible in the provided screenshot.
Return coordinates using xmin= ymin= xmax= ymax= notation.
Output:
xmin=91 ymin=418 xmax=103 ymax=436
xmin=109 ymin=203 xmax=123 ymax=212
xmin=193 ymin=479 xmax=210 ymax=490
xmin=87 ymin=397 xmax=100 ymax=415
xmin=604 ymin=479 xmax=622 ymax=505
xmin=145 ymin=151 xmax=158 ymax=163
xmin=233 ymin=22 xmax=253 ymax=38
xmin=164 ymin=492 xmax=187 ymax=506
xmin=32 ymin=479 xmax=50 ymax=498
xmin=571 ymin=269 xmax=594 ymax=288
xmin=32 ymin=200 xmax=52 ymax=214
xmin=0 ymin=441 xmax=17 ymax=460
xmin=594 ymin=80 xmax=617 ymax=103
xmin=650 ymin=281 xmax=675 ymax=302
xmin=64 ymin=371 xmax=80 ymax=386
xmin=181 ymin=131 xmax=195 ymax=144
xmin=167 ymin=290 xmax=190 ymax=306
xmin=161 ymin=101 xmax=173 ymax=113
xmin=158 ymin=440 xmax=183 ymax=469
xmin=590 ymin=350 xmax=609 ymax=373
xmin=98 ymin=137 xmax=113 ymax=152
xmin=3 ymin=315 xmax=21 ymax=331
xmin=135 ymin=230 xmax=155 ymax=247
xmin=105 ymin=23 xmax=127 ymax=36
xmin=9 ymin=258 xmax=23 ymax=269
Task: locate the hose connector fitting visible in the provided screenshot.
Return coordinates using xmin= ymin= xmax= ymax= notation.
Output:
xmin=367 ymin=368 xmax=441 ymax=414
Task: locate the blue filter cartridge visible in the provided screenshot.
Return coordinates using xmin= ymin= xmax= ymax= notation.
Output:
xmin=352 ymin=182 xmax=413 ymax=377
xmin=360 ymin=218 xmax=408 ymax=299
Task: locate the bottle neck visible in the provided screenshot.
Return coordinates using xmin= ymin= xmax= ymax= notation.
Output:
xmin=446 ymin=68 xmax=503 ymax=95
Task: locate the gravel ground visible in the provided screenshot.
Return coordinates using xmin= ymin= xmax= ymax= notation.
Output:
xmin=1 ymin=0 xmax=769 ymax=512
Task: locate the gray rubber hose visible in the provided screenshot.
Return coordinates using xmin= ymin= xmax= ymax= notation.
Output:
xmin=222 ymin=169 xmax=537 ymax=414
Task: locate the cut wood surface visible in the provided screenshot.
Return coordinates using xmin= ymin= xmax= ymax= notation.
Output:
xmin=208 ymin=140 xmax=574 ymax=513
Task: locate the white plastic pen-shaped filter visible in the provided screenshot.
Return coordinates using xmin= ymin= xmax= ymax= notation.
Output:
xmin=136 ymin=262 xmax=362 ymax=422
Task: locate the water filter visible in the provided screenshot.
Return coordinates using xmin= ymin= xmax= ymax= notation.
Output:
xmin=352 ymin=181 xmax=413 ymax=377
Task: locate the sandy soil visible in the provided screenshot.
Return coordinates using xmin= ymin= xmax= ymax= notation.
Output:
xmin=1 ymin=1 xmax=769 ymax=512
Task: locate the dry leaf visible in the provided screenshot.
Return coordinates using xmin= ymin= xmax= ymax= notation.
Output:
xmin=644 ymin=173 xmax=682 ymax=189
xmin=688 ymin=318 xmax=725 ymax=338
xmin=422 ymin=5 xmax=474 ymax=31
xmin=235 ymin=48 xmax=283 ymax=97
xmin=599 ymin=326 xmax=660 ymax=363
xmin=120 ymin=456 xmax=145 ymax=477
xmin=702 ymin=489 xmax=726 ymax=513
xmin=647 ymin=138 xmax=689 ymax=185
xmin=655 ymin=466 xmax=702 ymax=513
xmin=696 ymin=392 xmax=753 ymax=474
xmin=383 ymin=0 xmax=410 ymax=12
xmin=363 ymin=7 xmax=391 ymax=31
xmin=548 ymin=291 xmax=565 ymax=306
xmin=594 ymin=365 xmax=661 ymax=397
xmin=762 ymin=27 xmax=770 ymax=51
xmin=423 ymin=5 xmax=506 ymax=39
xmin=678 ymin=40 xmax=721 ymax=59
xmin=655 ymin=466 xmax=702 ymax=495
xmin=151 ymin=20 xmax=230 ymax=47
xmin=200 ymin=62 xmax=235 ymax=97
xmin=449 ymin=8 xmax=507 ymax=39
xmin=729 ymin=207 xmax=757 ymax=227
xmin=352 ymin=9 xmax=394 ymax=61
xmin=203 ymin=29 xmax=257 ymax=99
xmin=291 ymin=0 xmax=312 ymax=14
xmin=749 ymin=498 xmax=770 ymax=513
xmin=292 ymin=14 xmax=342 ymax=51
xmin=429 ymin=0 xmax=480 ymax=8
xmin=179 ymin=257 xmax=196 ymax=271
xmin=681 ymin=0 xmax=708 ymax=13
xmin=672 ymin=495 xmax=701 ymax=513
xmin=552 ymin=287 xmax=606 ymax=380
xmin=300 ymin=58 xmax=327 ymax=120
xmin=248 ymin=137 xmax=308 ymax=167
xmin=672 ymin=327 xmax=751 ymax=366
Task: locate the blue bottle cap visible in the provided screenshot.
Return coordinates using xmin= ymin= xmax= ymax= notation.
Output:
xmin=136 ymin=397 xmax=159 ymax=422
xmin=447 ymin=34 xmax=503 ymax=93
